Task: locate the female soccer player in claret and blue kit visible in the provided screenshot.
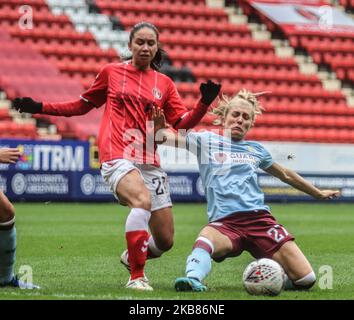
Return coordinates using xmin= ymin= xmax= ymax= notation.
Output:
xmin=152 ymin=89 xmax=340 ymax=292
xmin=13 ymin=22 xmax=221 ymax=291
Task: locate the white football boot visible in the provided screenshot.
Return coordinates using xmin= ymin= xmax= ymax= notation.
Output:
xmin=125 ymin=277 xmax=153 ymax=291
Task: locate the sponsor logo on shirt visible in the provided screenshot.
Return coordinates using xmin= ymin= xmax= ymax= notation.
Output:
xmin=212 ymin=152 xmax=257 ymax=165
xmin=213 ymin=152 xmax=228 ymax=163
xmin=152 ymin=87 xmax=162 ymax=100
xmin=230 ymin=153 xmax=257 ymax=164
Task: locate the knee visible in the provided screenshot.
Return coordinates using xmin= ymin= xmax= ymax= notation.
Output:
xmin=155 ymin=235 xmax=174 ymax=253
xmin=293 ymin=271 xmax=316 ymax=290
xmin=159 ymin=238 xmax=174 ymax=252
xmin=0 ymin=203 xmax=15 ymax=228
xmin=0 ymin=202 xmax=15 ymax=223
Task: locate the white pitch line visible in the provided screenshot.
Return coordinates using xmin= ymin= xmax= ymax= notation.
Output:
xmin=0 ymin=291 xmax=172 ymax=300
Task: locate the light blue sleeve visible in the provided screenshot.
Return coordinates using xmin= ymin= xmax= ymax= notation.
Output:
xmin=258 ymin=144 xmax=274 ymax=170
xmin=186 ymin=131 xmax=210 ymax=156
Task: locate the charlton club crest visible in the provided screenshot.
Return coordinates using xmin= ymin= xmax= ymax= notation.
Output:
xmin=152 ymin=87 xmax=162 ymax=100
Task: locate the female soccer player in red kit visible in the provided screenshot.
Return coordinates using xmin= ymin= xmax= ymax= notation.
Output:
xmin=13 ymin=22 xmax=221 ymax=291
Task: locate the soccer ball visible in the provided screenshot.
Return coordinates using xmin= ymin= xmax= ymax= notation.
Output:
xmin=242 ymin=258 xmax=285 ymax=296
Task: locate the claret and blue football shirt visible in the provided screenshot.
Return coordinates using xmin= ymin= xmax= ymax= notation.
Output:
xmin=186 ymin=131 xmax=274 ymax=222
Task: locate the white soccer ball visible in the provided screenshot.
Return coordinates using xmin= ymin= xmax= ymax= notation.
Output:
xmin=242 ymin=258 xmax=285 ymax=296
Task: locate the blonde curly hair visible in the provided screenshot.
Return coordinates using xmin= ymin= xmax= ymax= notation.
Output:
xmin=212 ymin=89 xmax=266 ymax=125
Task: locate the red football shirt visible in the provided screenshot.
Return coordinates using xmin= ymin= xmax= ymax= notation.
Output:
xmin=81 ymin=61 xmax=190 ymax=166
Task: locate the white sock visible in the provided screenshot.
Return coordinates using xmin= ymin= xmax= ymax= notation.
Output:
xmin=125 ymin=208 xmax=151 ymax=232
xmin=294 ymin=271 xmax=316 ymax=287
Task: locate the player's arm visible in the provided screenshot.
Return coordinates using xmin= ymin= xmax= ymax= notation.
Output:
xmin=12 ymin=64 xmax=110 ymax=116
xmin=12 ymin=97 xmax=94 ymax=117
xmin=164 ymin=80 xmax=221 ymax=130
xmin=156 ymin=129 xmax=185 ymax=148
xmin=263 ymin=162 xmax=340 ymax=200
xmin=152 ymin=107 xmax=187 ymax=148
xmin=0 ymin=148 xmax=22 ymax=164
xmin=12 ymin=97 xmax=96 ymax=116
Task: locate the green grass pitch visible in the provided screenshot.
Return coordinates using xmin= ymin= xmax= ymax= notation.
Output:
xmin=0 ymin=202 xmax=353 ymax=300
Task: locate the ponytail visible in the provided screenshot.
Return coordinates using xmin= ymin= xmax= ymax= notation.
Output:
xmin=150 ymin=47 xmax=166 ymax=71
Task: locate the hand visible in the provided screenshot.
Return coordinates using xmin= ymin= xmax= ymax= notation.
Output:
xmin=315 ymin=190 xmax=340 ymax=200
xmin=151 ymin=106 xmax=168 ymax=132
xmin=12 ymin=97 xmax=43 ymax=114
xmin=0 ymin=148 xmax=22 ymax=164
xmin=200 ymin=80 xmax=221 ymax=105
xmin=151 ymin=106 xmax=168 ymax=144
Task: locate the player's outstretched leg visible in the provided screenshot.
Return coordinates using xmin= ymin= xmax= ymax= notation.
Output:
xmin=272 ymin=241 xmax=316 ymax=291
xmin=121 ymin=207 xmax=173 ymax=287
xmin=174 ymin=237 xmax=214 ymax=292
xmin=124 ymin=208 xmax=153 ymax=291
xmin=120 ymin=249 xmax=149 ymax=282
xmin=0 ymin=274 xmax=40 ymax=289
xmin=120 ymin=235 xmax=166 ymax=274
xmin=120 ymin=249 xmax=131 ymax=272
xmin=175 ymin=277 xmax=207 ymax=292
xmin=283 ymin=272 xmax=316 ymax=291
xmin=114 ymin=170 xmax=154 ymax=291
xmin=0 ymin=218 xmax=17 ymax=287
xmin=0 ymin=193 xmax=39 ymax=289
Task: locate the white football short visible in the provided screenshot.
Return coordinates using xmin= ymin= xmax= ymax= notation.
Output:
xmin=100 ymin=159 xmax=172 ymax=211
